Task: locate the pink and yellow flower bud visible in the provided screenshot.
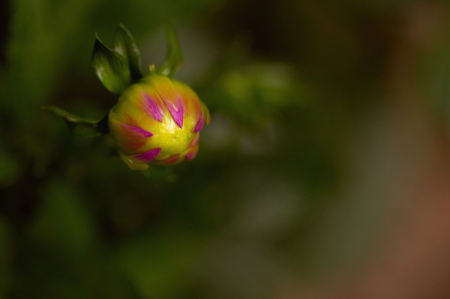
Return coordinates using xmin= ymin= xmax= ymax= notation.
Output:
xmin=108 ymin=73 xmax=210 ymax=170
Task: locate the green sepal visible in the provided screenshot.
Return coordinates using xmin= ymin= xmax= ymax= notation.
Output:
xmin=156 ymin=24 xmax=183 ymax=78
xmin=114 ymin=24 xmax=143 ymax=83
xmin=42 ymin=105 xmax=109 ymax=138
xmin=92 ymin=33 xmax=131 ymax=94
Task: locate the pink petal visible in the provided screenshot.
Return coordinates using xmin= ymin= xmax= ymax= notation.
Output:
xmin=132 ymin=148 xmax=161 ymax=163
xmin=189 ymin=134 xmax=200 ymax=147
xmin=193 ymin=100 xmax=202 ymax=124
xmin=121 ymin=141 xmax=146 ymax=151
xmin=177 ymin=89 xmax=190 ymax=117
xmin=158 ymin=154 xmax=180 ymax=165
xmin=164 ymin=96 xmax=183 ymax=128
xmin=193 ymin=112 xmax=204 ymax=133
xmin=186 ymin=150 xmax=198 ymax=161
xmin=120 ymin=123 xmax=153 ymax=138
xmin=142 ymin=91 xmax=163 ymax=122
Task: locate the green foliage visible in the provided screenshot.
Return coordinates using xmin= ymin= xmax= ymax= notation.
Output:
xmin=42 ymin=105 xmax=108 ymax=137
xmin=156 ymin=24 xmax=184 ymax=78
xmin=92 ymin=33 xmax=132 ymax=94
xmin=114 ymin=24 xmax=143 ymax=82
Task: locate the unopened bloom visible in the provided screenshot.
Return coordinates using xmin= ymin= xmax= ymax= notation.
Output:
xmin=44 ymin=24 xmax=209 ymax=172
xmin=108 ymin=71 xmax=210 ymax=170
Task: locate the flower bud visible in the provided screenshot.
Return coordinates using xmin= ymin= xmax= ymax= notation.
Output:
xmin=108 ymin=72 xmax=210 ymax=170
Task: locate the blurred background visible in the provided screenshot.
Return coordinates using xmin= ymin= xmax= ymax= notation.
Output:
xmin=2 ymin=0 xmax=450 ymax=298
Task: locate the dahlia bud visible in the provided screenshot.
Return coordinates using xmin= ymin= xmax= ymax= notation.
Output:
xmin=108 ymin=70 xmax=210 ymax=170
xmin=43 ymin=24 xmax=210 ymax=171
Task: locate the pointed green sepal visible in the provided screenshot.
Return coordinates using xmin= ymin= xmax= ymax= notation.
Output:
xmin=156 ymin=24 xmax=183 ymax=78
xmin=92 ymin=33 xmax=131 ymax=94
xmin=42 ymin=105 xmax=109 ymax=138
xmin=114 ymin=24 xmax=143 ymax=83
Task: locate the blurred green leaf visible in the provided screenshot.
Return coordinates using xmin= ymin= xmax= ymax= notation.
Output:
xmin=42 ymin=105 xmax=103 ymax=124
xmin=42 ymin=105 xmax=108 ymax=137
xmin=157 ymin=24 xmax=183 ymax=78
xmin=114 ymin=24 xmax=143 ymax=82
xmin=92 ymin=34 xmax=131 ymax=94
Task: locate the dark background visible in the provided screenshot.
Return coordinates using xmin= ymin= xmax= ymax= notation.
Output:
xmin=2 ymin=0 xmax=450 ymax=298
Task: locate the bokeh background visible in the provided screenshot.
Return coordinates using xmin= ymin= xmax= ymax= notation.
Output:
xmin=2 ymin=0 xmax=450 ymax=298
